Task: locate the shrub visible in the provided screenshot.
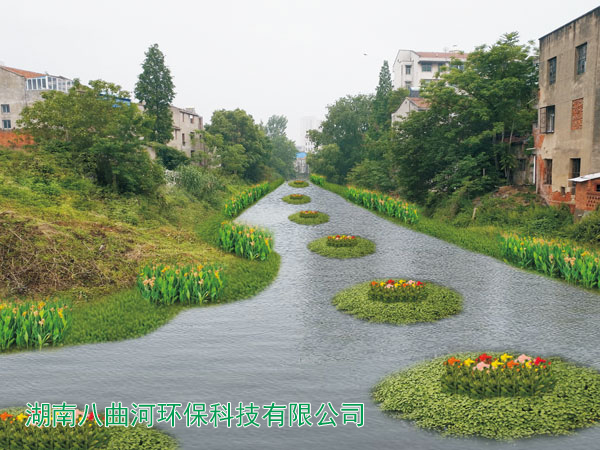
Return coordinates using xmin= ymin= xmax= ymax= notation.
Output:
xmin=332 ymin=280 xmax=461 ymax=323
xmin=369 ymin=279 xmax=425 ymax=302
xmin=218 ymin=222 xmax=273 ymax=260
xmin=309 ymin=174 xmax=325 ymax=186
xmin=288 ymin=211 xmax=329 ymax=225
xmin=137 ymin=263 xmax=225 ymax=305
xmin=0 ymin=300 xmax=71 ymax=351
xmin=308 ymin=236 xmax=375 ymax=259
xmin=442 ymin=353 xmax=555 ymax=398
xmin=153 ymin=143 xmax=190 ymax=170
xmin=373 ymin=355 xmax=600 ymax=439
xmin=500 ymin=234 xmax=600 ymax=288
xmin=177 ymin=165 xmax=224 ymax=204
xmin=567 ymin=209 xmax=600 ymax=244
xmin=282 ymin=194 xmax=311 ymax=204
xmin=347 ymin=187 xmax=419 ymax=224
xmin=326 ymin=235 xmax=358 ymax=247
xmin=223 ymin=183 xmax=269 ymax=217
xmin=289 ymin=180 xmax=309 ymax=188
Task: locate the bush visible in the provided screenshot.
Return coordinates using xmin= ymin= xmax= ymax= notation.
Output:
xmin=309 ymin=174 xmax=325 ymax=186
xmin=177 ymin=165 xmax=224 ymax=204
xmin=153 ymin=143 xmax=190 ymax=170
xmin=0 ymin=299 xmax=71 ymax=351
xmin=218 ymin=222 xmax=273 ymax=260
xmin=137 ymin=263 xmax=225 ymax=305
xmin=288 ymin=211 xmax=329 ymax=225
xmin=107 ymin=427 xmax=177 ymax=450
xmin=373 ymin=355 xmax=600 ymax=439
xmin=333 ymin=280 xmax=461 ymax=323
xmin=308 ymin=236 xmax=375 ymax=259
xmin=282 ymin=194 xmax=311 ymax=204
xmin=347 ymin=187 xmax=419 ymax=224
xmin=567 ymin=209 xmax=600 ymax=244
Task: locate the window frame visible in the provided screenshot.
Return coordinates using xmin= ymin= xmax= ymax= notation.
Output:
xmin=576 ymin=43 xmax=587 ymax=75
xmin=421 ymin=62 xmax=432 ymax=72
xmin=548 ymin=57 xmax=557 ymax=84
xmin=405 ymin=65 xmax=411 ymax=75
xmin=543 ymin=159 xmax=553 ymax=185
xmin=2 ymin=119 xmax=11 ymax=129
xmin=0 ymin=104 xmax=9 ymax=113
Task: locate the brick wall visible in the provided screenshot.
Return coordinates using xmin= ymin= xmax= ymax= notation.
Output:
xmin=571 ymin=98 xmax=583 ymax=130
xmin=0 ymin=130 xmax=33 ymax=148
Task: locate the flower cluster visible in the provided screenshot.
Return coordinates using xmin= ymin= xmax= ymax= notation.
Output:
xmin=218 ymin=222 xmax=273 ymax=260
xmin=290 ymin=194 xmax=304 ymax=199
xmin=289 ymin=180 xmax=309 ymax=188
xmin=347 ymin=187 xmax=419 ymax=224
xmin=137 ymin=263 xmax=224 ymax=305
xmin=223 ymin=183 xmax=270 ymax=218
xmin=310 ymin=174 xmax=325 ymax=186
xmin=0 ymin=300 xmax=71 ymax=351
xmin=501 ymin=234 xmax=600 ymax=288
xmin=299 ymin=210 xmax=319 ymax=218
xmin=369 ymin=279 xmax=425 ymax=303
xmin=326 ymin=235 xmax=358 ymax=247
xmin=442 ymin=353 xmax=555 ymax=398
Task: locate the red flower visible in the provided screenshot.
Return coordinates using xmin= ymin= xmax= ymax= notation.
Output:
xmin=387 ymin=280 xmax=395 ymax=285
xmin=534 ymin=357 xmax=547 ymax=366
xmin=416 ymin=281 xmax=423 ymax=286
xmin=476 ymin=353 xmax=493 ymax=363
xmin=87 ymin=412 xmax=95 ymax=422
xmin=351 ymin=236 xmax=356 ymax=239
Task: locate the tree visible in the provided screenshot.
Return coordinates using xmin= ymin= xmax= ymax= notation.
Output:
xmin=264 ymin=115 xmax=297 ymax=178
xmin=205 ymin=109 xmax=270 ymax=181
xmin=135 ymin=44 xmax=175 ymax=144
xmin=372 ymin=61 xmax=393 ymax=128
xmin=19 ymin=79 xmax=164 ymax=195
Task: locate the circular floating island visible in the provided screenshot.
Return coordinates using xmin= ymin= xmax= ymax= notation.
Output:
xmin=282 ymin=194 xmax=311 ymax=204
xmin=373 ymin=352 xmax=600 ymax=440
xmin=288 ymin=180 xmax=309 ymax=188
xmin=288 ymin=210 xmax=329 ymax=225
xmin=308 ymin=235 xmax=375 ymax=259
xmin=332 ymin=279 xmax=461 ymax=323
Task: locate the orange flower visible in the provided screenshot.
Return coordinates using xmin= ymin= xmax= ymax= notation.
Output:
xmin=506 ymin=360 xmax=519 ymax=369
xmin=447 ymin=357 xmax=461 ymax=366
xmin=0 ymin=412 xmax=13 ymax=421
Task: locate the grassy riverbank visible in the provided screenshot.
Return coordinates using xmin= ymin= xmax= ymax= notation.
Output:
xmin=0 ymin=147 xmax=282 ymax=349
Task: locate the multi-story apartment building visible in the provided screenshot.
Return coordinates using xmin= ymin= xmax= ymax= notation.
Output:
xmin=0 ymin=66 xmax=73 ymax=145
xmin=168 ymin=105 xmax=204 ymax=157
xmin=535 ymin=6 xmax=600 ymax=214
xmin=392 ymin=50 xmax=467 ymax=91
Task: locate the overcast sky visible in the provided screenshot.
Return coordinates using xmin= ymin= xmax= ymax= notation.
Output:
xmin=2 ymin=0 xmax=599 ymax=144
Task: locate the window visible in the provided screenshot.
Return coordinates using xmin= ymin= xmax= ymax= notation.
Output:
xmin=571 ymin=158 xmax=581 ymax=179
xmin=405 ymin=81 xmax=411 ymax=89
xmin=421 ymin=63 xmax=432 ymax=72
xmin=596 ymin=184 xmax=600 ymax=192
xmin=540 ymin=106 xmax=555 ymax=133
xmin=405 ymin=65 xmax=411 ymax=75
xmin=190 ymin=115 xmax=194 ymax=124
xmin=576 ymin=43 xmax=587 ymax=74
xmin=2 ymin=119 xmax=11 ymax=129
xmin=543 ymin=159 xmax=553 ymax=185
xmin=0 ymin=104 xmax=9 ymax=113
xmin=182 ymin=133 xmax=186 ymax=145
xmin=548 ymin=57 xmax=556 ymax=84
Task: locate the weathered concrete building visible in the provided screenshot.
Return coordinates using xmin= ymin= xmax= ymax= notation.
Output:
xmin=535 ymin=7 xmax=600 ymax=214
xmin=168 ymin=105 xmax=204 ymax=157
xmin=0 ymin=65 xmax=73 ymax=145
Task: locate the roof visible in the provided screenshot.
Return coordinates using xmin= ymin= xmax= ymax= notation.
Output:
xmin=296 ymin=152 xmax=307 ymax=158
xmin=0 ymin=65 xmax=46 ymax=78
xmin=416 ymin=52 xmax=468 ymax=60
xmin=569 ymin=172 xmax=600 ymax=183
xmin=540 ymin=6 xmax=600 ymax=41
xmin=407 ymin=97 xmax=430 ymax=109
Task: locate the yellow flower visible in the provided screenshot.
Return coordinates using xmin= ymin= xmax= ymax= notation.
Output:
xmin=22 ymin=311 xmax=27 ymax=317
xmin=525 ymin=360 xmax=533 ymax=368
xmin=463 ymin=358 xmax=476 ymax=367
xmin=491 ymin=360 xmax=503 ymax=369
xmin=16 ymin=413 xmax=28 ymax=422
xmin=500 ymin=353 xmax=513 ymax=362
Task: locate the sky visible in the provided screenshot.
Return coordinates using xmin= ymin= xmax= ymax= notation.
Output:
xmin=2 ymin=0 xmax=599 ymax=144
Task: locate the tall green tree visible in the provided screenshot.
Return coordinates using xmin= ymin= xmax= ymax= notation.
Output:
xmin=134 ymin=44 xmax=175 ymax=144
xmin=264 ymin=115 xmax=297 ymax=178
xmin=372 ymin=60 xmax=393 ymax=128
xmin=205 ymin=109 xmax=271 ymax=181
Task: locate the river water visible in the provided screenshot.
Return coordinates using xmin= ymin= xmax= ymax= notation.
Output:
xmin=2 ymin=183 xmax=600 ymax=450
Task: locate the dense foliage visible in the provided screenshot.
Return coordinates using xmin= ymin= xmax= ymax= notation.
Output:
xmin=373 ymin=355 xmax=600 ymax=439
xmin=264 ymin=115 xmax=297 ymax=179
xmin=223 ymin=182 xmax=270 ymax=217
xmin=218 ymin=222 xmax=273 ymax=260
xmin=333 ymin=281 xmax=461 ymax=323
xmin=309 ymin=174 xmax=325 ymax=186
xmin=347 ymin=187 xmax=419 ymax=224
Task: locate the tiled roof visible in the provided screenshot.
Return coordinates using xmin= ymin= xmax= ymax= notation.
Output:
xmin=416 ymin=52 xmax=468 ymax=60
xmin=408 ymin=97 xmax=430 ymax=109
xmin=0 ymin=66 xmax=46 ymax=78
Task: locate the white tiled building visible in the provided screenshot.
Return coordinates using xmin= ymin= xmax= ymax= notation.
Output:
xmin=392 ymin=50 xmax=468 ymax=91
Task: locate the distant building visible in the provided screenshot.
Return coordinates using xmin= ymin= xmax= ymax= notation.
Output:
xmin=295 ymin=151 xmax=308 ymax=174
xmin=392 ymin=50 xmax=467 ymax=91
xmin=168 ymin=106 xmax=204 ymax=157
xmin=391 ymin=97 xmax=430 ymax=123
xmin=534 ymin=6 xmax=600 ymax=214
xmin=299 ymin=116 xmax=321 ymax=153
xmin=0 ymin=65 xmax=73 ymax=145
